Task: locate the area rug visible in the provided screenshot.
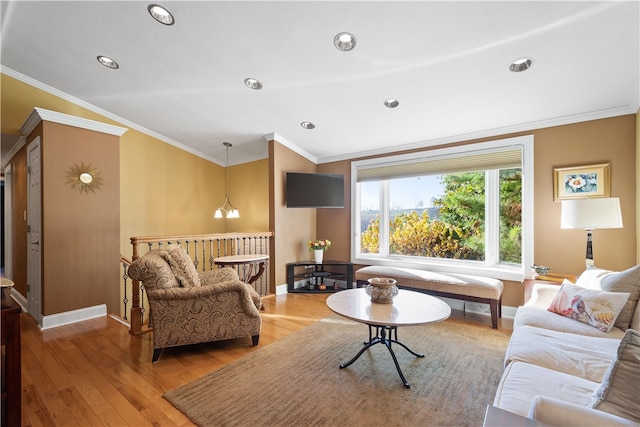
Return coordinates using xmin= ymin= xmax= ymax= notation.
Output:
xmin=164 ymin=316 xmax=511 ymax=427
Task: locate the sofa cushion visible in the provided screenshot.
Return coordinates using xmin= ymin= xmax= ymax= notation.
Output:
xmin=514 ymin=305 xmax=626 ymax=339
xmin=504 ymin=325 xmax=619 ymax=382
xmin=160 ymin=244 xmax=201 ymax=288
xmin=591 ymin=329 xmax=640 ymax=422
xmin=577 ymin=265 xmax=640 ymax=330
xmin=493 ymin=361 xmax=599 ymax=416
xmin=548 ymin=280 xmax=630 ymax=332
xmin=355 ymin=265 xmax=503 ymax=300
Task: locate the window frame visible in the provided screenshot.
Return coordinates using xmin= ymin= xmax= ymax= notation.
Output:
xmin=351 ymin=135 xmax=534 ymax=281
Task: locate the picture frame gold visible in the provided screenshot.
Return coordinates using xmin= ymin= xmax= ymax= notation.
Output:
xmin=553 ymin=163 xmax=610 ymax=201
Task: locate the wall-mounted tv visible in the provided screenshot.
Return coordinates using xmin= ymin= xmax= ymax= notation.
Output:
xmin=286 ymin=172 xmax=344 ymax=208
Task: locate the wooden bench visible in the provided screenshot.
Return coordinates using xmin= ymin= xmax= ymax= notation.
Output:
xmin=355 ymin=266 xmax=504 ymax=329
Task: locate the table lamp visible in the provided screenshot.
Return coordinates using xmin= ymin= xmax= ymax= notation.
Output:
xmin=561 ymin=197 xmax=623 ymax=268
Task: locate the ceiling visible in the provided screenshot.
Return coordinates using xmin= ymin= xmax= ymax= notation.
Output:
xmin=1 ymin=1 xmax=638 ymax=166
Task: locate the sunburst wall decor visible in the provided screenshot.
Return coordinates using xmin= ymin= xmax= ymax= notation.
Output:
xmin=66 ymin=162 xmax=104 ymax=194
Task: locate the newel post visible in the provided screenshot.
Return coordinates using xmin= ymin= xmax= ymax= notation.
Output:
xmin=129 ymin=239 xmax=144 ymax=335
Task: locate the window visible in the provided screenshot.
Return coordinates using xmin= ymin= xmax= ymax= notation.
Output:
xmin=352 ymin=135 xmax=533 ymax=281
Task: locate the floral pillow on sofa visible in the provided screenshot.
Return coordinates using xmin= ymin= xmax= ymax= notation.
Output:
xmin=576 ymin=265 xmax=640 ymax=330
xmin=548 ymin=280 xmax=630 ymax=332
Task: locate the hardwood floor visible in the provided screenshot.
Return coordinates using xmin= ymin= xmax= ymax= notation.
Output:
xmin=18 ymin=293 xmax=512 ymax=426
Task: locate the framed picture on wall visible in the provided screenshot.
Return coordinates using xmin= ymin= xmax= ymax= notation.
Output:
xmin=553 ymin=163 xmax=610 ymax=201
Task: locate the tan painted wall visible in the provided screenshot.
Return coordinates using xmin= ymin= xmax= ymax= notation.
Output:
xmin=533 ymin=116 xmax=636 ymax=274
xmin=10 ymin=120 xmax=121 ymax=315
xmin=269 ymin=140 xmax=316 ymax=287
xmin=316 ymin=161 xmax=352 ymax=262
xmin=39 ymin=121 xmax=120 ymax=315
xmin=224 ymin=159 xmax=270 ymax=233
xmin=317 ymin=115 xmax=637 ymax=307
xmin=119 ymin=127 xmax=225 ymax=251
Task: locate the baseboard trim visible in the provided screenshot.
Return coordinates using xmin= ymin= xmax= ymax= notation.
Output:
xmin=501 ymin=305 xmax=518 ymax=319
xmin=9 ymin=288 xmax=27 ymax=312
xmin=439 ymin=296 xmax=517 ymax=320
xmin=41 ymin=304 xmax=107 ymax=330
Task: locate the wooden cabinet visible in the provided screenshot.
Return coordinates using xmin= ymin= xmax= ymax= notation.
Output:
xmin=1 ymin=288 xmax=21 ymax=427
xmin=287 ymin=261 xmax=354 ymax=293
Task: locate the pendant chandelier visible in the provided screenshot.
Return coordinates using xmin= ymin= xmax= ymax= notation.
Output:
xmin=214 ymin=142 xmax=240 ymax=219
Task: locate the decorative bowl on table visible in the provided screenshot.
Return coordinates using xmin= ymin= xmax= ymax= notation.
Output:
xmin=366 ymin=278 xmax=398 ymax=304
xmin=531 ymin=264 xmax=550 ymax=276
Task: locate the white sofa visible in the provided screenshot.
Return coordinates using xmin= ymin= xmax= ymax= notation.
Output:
xmin=492 ymin=266 xmax=640 ymax=426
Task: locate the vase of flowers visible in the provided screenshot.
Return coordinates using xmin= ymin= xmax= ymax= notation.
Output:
xmin=308 ymin=239 xmax=331 ymax=263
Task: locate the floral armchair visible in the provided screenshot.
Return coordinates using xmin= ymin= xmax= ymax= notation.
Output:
xmin=127 ymin=245 xmax=262 ymax=362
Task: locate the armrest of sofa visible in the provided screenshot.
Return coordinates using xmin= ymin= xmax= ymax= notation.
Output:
xmin=200 ymin=268 xmax=262 ymax=310
xmin=525 ymin=283 xmax=561 ymax=308
xmin=200 ymin=267 xmax=240 ymax=284
xmin=527 ymin=396 xmax=637 ymax=426
xmin=147 ymin=279 xmax=261 ymax=316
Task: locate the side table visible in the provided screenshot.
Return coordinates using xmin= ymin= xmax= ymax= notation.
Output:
xmin=214 ymin=254 xmax=269 ymax=285
xmin=287 ymin=260 xmax=353 ymax=293
xmin=523 ymin=273 xmax=576 ymax=304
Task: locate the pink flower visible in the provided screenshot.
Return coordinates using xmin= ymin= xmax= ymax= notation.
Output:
xmin=308 ymin=239 xmax=332 ymax=251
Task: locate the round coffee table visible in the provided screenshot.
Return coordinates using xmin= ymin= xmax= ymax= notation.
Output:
xmin=326 ymin=288 xmax=451 ymax=388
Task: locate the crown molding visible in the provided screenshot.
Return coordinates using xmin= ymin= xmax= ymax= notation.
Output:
xmin=264 ymin=132 xmax=318 ymax=164
xmin=20 ymin=107 xmax=128 ymax=137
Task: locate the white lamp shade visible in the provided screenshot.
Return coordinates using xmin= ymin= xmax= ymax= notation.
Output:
xmin=561 ymin=197 xmax=623 ymax=230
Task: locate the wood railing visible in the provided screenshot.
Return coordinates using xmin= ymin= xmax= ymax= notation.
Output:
xmin=124 ymin=231 xmax=273 ymax=335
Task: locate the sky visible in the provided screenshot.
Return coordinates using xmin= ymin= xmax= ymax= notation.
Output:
xmin=360 ymin=175 xmax=444 ymax=211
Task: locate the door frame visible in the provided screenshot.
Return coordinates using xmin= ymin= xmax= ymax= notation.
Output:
xmin=3 ymin=164 xmax=12 ymax=280
xmin=27 ymin=137 xmax=42 ymax=325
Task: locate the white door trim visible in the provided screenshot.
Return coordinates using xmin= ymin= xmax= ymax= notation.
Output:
xmin=27 ymin=137 xmax=42 ymax=325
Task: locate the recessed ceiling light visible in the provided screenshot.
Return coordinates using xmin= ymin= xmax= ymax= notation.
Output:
xmin=509 ymin=57 xmax=534 ymax=73
xmin=97 ymin=56 xmax=119 ymax=69
xmin=244 ymin=78 xmax=263 ymax=90
xmin=384 ymin=99 xmax=400 ymax=109
xmin=148 ymin=4 xmax=174 ymax=25
xmin=301 ymin=121 xmax=315 ymax=130
xmin=334 ymin=32 xmax=356 ymax=51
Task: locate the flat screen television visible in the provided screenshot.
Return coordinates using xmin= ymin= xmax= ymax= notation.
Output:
xmin=286 ymin=172 xmax=344 ymax=208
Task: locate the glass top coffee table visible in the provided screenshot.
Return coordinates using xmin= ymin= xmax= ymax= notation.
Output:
xmin=326 ymin=288 xmax=451 ymax=388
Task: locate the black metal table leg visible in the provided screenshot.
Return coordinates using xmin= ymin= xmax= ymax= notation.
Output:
xmin=388 ymin=326 xmax=425 ymax=358
xmin=339 ymin=336 xmax=382 ymax=369
xmin=339 ymin=323 xmax=424 ymax=388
